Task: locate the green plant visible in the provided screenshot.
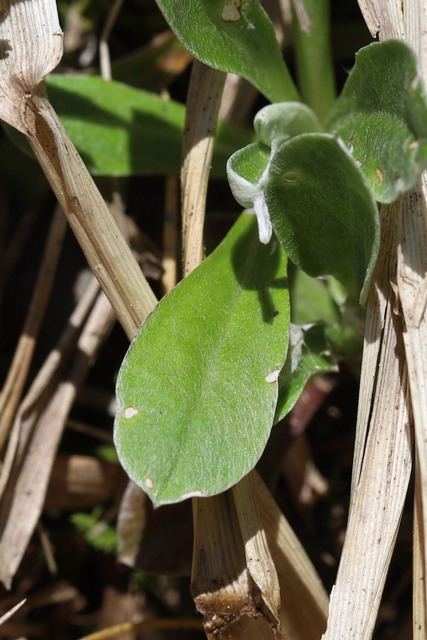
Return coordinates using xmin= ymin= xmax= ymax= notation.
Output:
xmin=113 ymin=10 xmax=427 ymax=507
xmin=1 ymin=1 xmax=426 ymax=638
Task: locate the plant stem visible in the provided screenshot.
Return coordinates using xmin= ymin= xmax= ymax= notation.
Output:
xmin=292 ymin=0 xmax=336 ymax=124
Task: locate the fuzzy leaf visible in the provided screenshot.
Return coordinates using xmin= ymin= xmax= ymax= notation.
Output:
xmin=275 ymin=323 xmax=337 ymax=423
xmin=114 ymin=213 xmax=290 ymax=506
xmin=227 ymin=103 xmax=323 ymax=244
xmin=265 ymin=133 xmax=380 ymax=302
xmin=328 ymin=39 xmax=427 ymax=202
xmin=227 ymin=141 xmax=271 ymax=207
xmin=154 ymin=0 xmax=299 ymax=103
xmin=254 ymin=102 xmax=322 ymax=147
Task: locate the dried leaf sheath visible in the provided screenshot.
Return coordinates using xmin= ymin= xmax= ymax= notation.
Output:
xmin=0 ymin=0 xmax=156 ymax=341
xmin=23 ymin=89 xmax=156 ymax=340
xmin=322 ymin=202 xmax=413 ymax=640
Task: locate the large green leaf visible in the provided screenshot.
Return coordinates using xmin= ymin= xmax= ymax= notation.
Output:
xmin=328 ymin=39 xmax=427 ymax=202
xmin=265 ymin=134 xmax=379 ymax=302
xmin=6 ymin=74 xmax=253 ymax=177
xmin=154 ymin=0 xmax=299 ymax=103
xmin=114 ymin=213 xmax=290 ymax=506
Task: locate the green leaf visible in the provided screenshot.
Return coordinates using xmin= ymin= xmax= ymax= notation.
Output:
xmin=227 ymin=103 xmax=322 ymax=244
xmin=254 ymin=102 xmax=322 ymax=147
xmin=227 ymin=142 xmax=270 ymax=205
xmin=71 ymin=508 xmax=117 ymax=554
xmin=154 ymin=0 xmax=299 ymax=103
xmin=328 ymin=39 xmax=427 ymax=202
xmin=289 ymin=268 xmax=340 ymax=326
xmin=114 ymin=213 xmax=290 ymax=506
xmin=275 ymin=323 xmax=337 ymax=423
xmin=265 ymin=133 xmax=380 ymax=302
xmin=7 ymin=74 xmax=253 ymax=177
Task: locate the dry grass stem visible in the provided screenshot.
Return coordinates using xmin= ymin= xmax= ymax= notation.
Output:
xmin=291 ymin=0 xmax=311 ymax=34
xmin=192 ymin=491 xmax=269 ymax=638
xmin=255 ymin=473 xmax=329 ymax=640
xmin=162 ymin=174 xmax=179 ymax=294
xmin=282 ymin=433 xmax=328 ymax=509
xmin=322 ymin=202 xmax=413 ymax=640
xmin=413 ymin=455 xmax=426 ymax=639
xmin=0 ymin=205 xmax=67 ymax=449
xmin=181 ymin=59 xmax=226 ymax=276
xmin=218 ymin=73 xmax=258 ymax=125
xmin=356 ymin=0 xmax=404 ymax=39
xmin=398 ymin=180 xmax=427 ymax=619
xmin=99 ymin=0 xmax=126 ymax=81
xmin=232 ymin=472 xmax=282 ymax=634
xmin=0 ymin=291 xmax=116 ymax=588
xmin=24 ymin=91 xmax=157 ymax=340
xmin=45 ymin=454 xmax=125 ymax=511
xmin=0 ymin=598 xmax=26 ymax=626
xmin=180 ymin=59 xmax=284 ymax=638
xmin=0 ymin=275 xmax=100 ymax=500
xmin=116 ymin=481 xmax=148 ymax=568
xmin=0 ymin=0 xmax=157 ymax=340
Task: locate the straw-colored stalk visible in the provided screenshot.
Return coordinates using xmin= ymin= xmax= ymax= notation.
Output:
xmin=322 ymin=2 xmax=427 ymax=638
xmin=0 ymin=0 xmax=156 ymax=342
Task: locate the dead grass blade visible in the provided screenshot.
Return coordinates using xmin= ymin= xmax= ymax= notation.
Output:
xmin=0 ymin=598 xmax=26 ymax=626
xmin=233 ymin=472 xmax=282 ymax=635
xmin=116 ymin=481 xmax=148 ymax=568
xmin=180 ymin=59 xmax=284 ymax=638
xmin=0 ymin=205 xmax=67 ymax=449
xmin=322 ymin=202 xmax=413 ymax=640
xmin=356 ymin=0 xmax=404 ymax=39
xmin=162 ymin=174 xmax=179 ymax=295
xmin=254 ymin=472 xmax=329 ymax=640
xmin=0 ymin=0 xmax=157 ymax=341
xmin=45 ymin=454 xmax=126 ymax=511
xmin=413 ymin=453 xmax=426 ymax=639
xmin=181 ymin=59 xmax=226 ymax=276
xmin=0 ymin=291 xmax=116 ymax=588
xmin=398 ymin=180 xmax=427 ymax=623
xmin=0 ymin=275 xmax=100 ymax=501
xmin=24 ymin=91 xmax=157 ymax=340
xmin=192 ymin=490 xmax=275 ymax=639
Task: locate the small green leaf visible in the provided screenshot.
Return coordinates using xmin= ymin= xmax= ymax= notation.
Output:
xmin=227 ymin=103 xmax=322 ymax=244
xmin=328 ymin=39 xmax=427 ymax=202
xmin=6 ymin=74 xmax=253 ymax=177
xmin=254 ymin=102 xmax=322 ymax=147
xmin=114 ymin=213 xmax=290 ymax=506
xmin=275 ymin=323 xmax=337 ymax=423
xmin=289 ymin=268 xmax=340 ymax=326
xmin=227 ymin=142 xmax=270 ymax=206
xmin=265 ymin=133 xmax=379 ymax=302
xmin=154 ymin=0 xmax=299 ymax=103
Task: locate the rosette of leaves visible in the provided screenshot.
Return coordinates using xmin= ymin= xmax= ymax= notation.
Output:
xmin=227 ymin=39 xmax=427 ymax=304
xmin=115 ymin=38 xmax=427 ymax=507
